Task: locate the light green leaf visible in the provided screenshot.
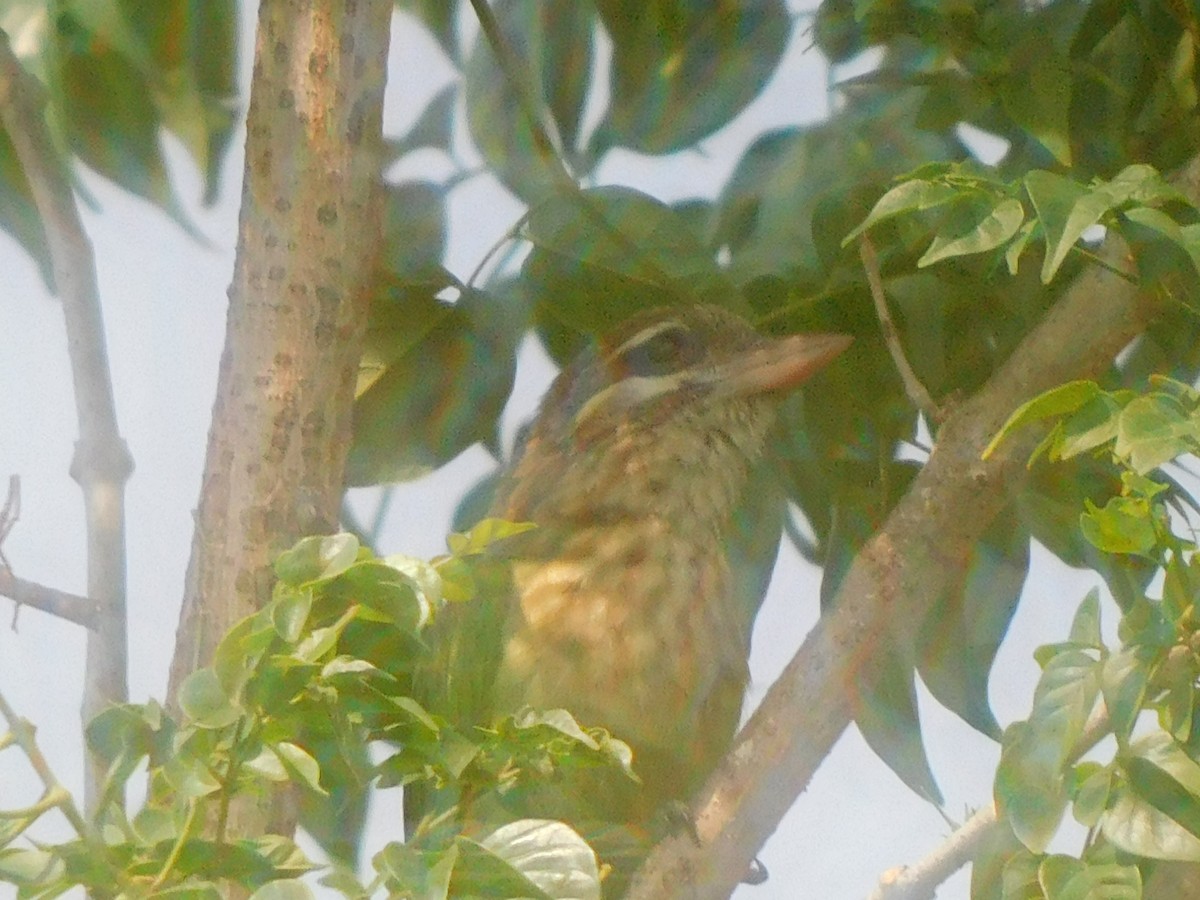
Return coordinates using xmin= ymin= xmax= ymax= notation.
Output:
xmin=1067 ymin=589 xmax=1102 ymax=648
xmin=1080 ymin=496 xmax=1158 ymax=556
xmin=270 ymin=586 xmax=312 ymax=644
xmin=1025 ymin=171 xmax=1111 ymax=283
xmin=918 ymin=197 xmax=1025 ymax=266
xmin=983 ymin=381 xmax=1102 ymax=459
xmin=480 ymin=819 xmax=601 ymax=900
xmin=248 ymin=880 xmax=316 ymax=900
xmin=1114 ymin=394 xmax=1195 ymax=473
xmin=275 ymin=533 xmax=361 ymax=586
xmin=178 ymin=668 xmax=241 ymax=729
xmin=448 ymin=518 xmax=536 ymax=556
xmin=842 ymin=178 xmax=961 ymax=245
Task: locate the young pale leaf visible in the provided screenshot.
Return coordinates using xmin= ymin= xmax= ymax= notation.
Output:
xmin=1114 ymin=394 xmax=1195 ymax=473
xmin=275 ymin=533 xmax=360 ymax=586
xmin=1024 ymin=171 xmax=1109 ymax=283
xmin=270 ymin=586 xmax=313 ymax=644
xmin=841 ymin=178 xmax=961 ymax=245
xmin=1067 ymin=589 xmax=1102 ymax=648
xmin=1104 ymin=781 xmax=1200 ymax=862
xmin=1072 ymin=765 xmax=1113 ymax=828
xmin=983 ymin=381 xmax=1102 ymax=460
xmin=996 ymin=721 xmax=1070 ymax=853
xmin=273 ymin=742 xmax=326 ymax=795
xmin=178 ymin=668 xmax=241 ymax=729
xmin=480 ymin=819 xmax=601 ymax=900
xmin=1043 ymin=860 xmax=1140 ymax=900
xmin=1100 ymin=646 xmax=1153 ymax=743
xmin=374 ymin=841 xmax=456 ymax=899
xmin=247 ymin=879 xmax=316 ymax=900
xmin=448 ymin=518 xmax=536 ymax=556
xmin=1080 ymin=496 xmax=1158 ymax=556
xmin=1055 ymin=393 xmax=1123 ymax=460
xmin=918 ymin=197 xmax=1025 ymax=267
xmin=1006 ymin=218 xmax=1038 ymax=275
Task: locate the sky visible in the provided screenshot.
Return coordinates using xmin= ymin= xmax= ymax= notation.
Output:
xmin=0 ymin=3 xmax=1106 ymax=898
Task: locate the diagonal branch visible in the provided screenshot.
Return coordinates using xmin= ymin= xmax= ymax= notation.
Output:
xmin=627 ymin=153 xmax=1200 ymax=899
xmin=0 ymin=568 xmax=98 ymax=630
xmin=0 ymin=28 xmax=133 ymax=813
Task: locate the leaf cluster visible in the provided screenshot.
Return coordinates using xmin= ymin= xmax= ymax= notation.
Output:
xmin=977 ymin=380 xmax=1200 ymax=898
xmin=0 ymin=522 xmax=624 ymax=899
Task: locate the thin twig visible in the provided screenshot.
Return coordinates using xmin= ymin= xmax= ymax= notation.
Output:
xmin=0 ymin=27 xmax=132 ymax=812
xmin=860 ymin=236 xmax=944 ymax=422
xmin=0 ymin=568 xmax=99 ymax=630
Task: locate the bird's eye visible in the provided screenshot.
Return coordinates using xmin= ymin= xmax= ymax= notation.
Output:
xmin=617 ymin=323 xmax=704 ymax=376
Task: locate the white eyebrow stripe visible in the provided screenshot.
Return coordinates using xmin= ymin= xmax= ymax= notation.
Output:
xmin=572 ymin=372 xmax=688 ymax=427
xmin=611 ymin=319 xmax=687 ymax=358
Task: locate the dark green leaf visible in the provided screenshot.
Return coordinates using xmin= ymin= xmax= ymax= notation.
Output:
xmin=596 ymin=0 xmax=789 ymax=154
xmin=464 ymin=0 xmax=593 ymax=201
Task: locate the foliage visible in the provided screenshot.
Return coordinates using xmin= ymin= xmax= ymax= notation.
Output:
xmin=977 ymin=378 xmax=1200 ymax=898
xmin=4 ymin=0 xmax=1200 ymax=895
xmin=0 ymin=521 xmax=631 ymax=898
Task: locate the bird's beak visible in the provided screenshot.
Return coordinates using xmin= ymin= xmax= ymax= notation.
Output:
xmin=710 ymin=332 xmax=853 ymax=398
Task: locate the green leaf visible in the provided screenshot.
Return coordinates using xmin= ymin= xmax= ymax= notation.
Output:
xmin=1002 ymin=49 xmax=1073 ymax=166
xmin=522 ymin=186 xmax=738 ymax=344
xmin=984 ymin=381 xmax=1103 ymax=459
xmin=463 ymin=0 xmax=593 ymax=201
xmin=1042 ymin=859 xmax=1140 ymax=900
xmin=161 ymin=753 xmax=222 ymax=801
xmin=248 ymin=882 xmax=316 ymax=900
xmin=1114 ymin=394 xmax=1195 ymax=473
xmin=349 ymin=284 xmax=523 ymax=485
xmin=272 ymin=742 xmax=326 ymax=795
xmin=842 ymin=178 xmax=961 ymax=245
xmin=270 ymin=586 xmax=313 ymax=644
xmin=1101 ymin=646 xmax=1153 ymax=744
xmin=510 ymin=707 xmax=599 ymax=751
xmin=0 ymin=847 xmax=62 ymax=885
xmin=479 ymin=819 xmax=601 ymax=900
xmin=1068 ymin=590 xmax=1103 ymax=648
xmin=447 ymin=518 xmax=537 ymax=556
xmin=1104 ymin=738 xmax=1200 ymax=861
xmin=374 ymin=841 xmax=456 ymax=898
xmin=1024 ymin=171 xmax=1109 ymax=283
xmin=997 ymin=720 xmax=1070 ymax=853
xmin=1080 ymin=496 xmax=1158 ymax=556
xmin=381 ymin=181 xmax=447 ymax=277
xmin=596 ymin=0 xmax=789 ymax=155
xmin=1055 ymin=393 xmax=1123 ymax=460
xmin=996 ymin=649 xmax=1101 ymax=852
xmin=178 ymin=668 xmax=241 ymax=729
xmin=274 ymin=533 xmax=360 ymax=586
xmin=919 ymin=197 xmax=1026 ymax=266
xmin=1072 ymin=765 xmax=1113 ymax=828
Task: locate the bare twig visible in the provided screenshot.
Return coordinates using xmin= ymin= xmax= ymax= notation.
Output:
xmin=0 ymin=475 xmax=19 ymax=573
xmin=0 ymin=568 xmax=98 ymax=630
xmin=0 ymin=29 xmax=132 ymax=812
xmin=860 ymin=236 xmax=944 ymax=422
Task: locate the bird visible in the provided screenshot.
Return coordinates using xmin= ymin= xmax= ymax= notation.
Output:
xmin=407 ymin=303 xmax=851 ymax=889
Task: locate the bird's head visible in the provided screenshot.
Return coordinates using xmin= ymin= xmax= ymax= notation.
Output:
xmin=496 ymin=304 xmax=851 ymax=524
